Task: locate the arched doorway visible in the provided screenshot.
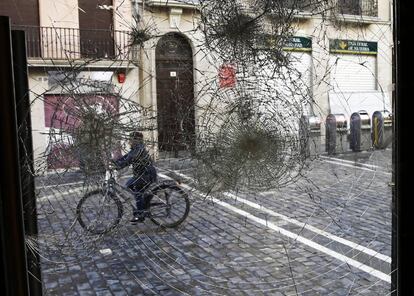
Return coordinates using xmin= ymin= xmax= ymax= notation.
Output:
xmin=155 ymin=33 xmax=195 ymax=153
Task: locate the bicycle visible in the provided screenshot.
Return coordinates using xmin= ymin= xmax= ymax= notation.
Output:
xmin=76 ymin=169 xmax=190 ymax=235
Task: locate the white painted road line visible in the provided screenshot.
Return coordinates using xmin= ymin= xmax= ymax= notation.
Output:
xmin=319 ymin=155 xmax=382 ymax=169
xmin=163 ymin=171 xmax=391 ymax=283
xmin=38 ymin=186 xmax=88 ymax=202
xmin=178 ymin=181 xmax=391 ymax=283
xmin=223 ymin=192 xmax=391 ymax=264
xmin=167 ymin=171 xmax=391 ymax=264
xmin=38 ymin=181 xmax=84 ymax=189
xmin=321 ymin=159 xmax=391 ymax=175
xmin=211 ymin=195 xmax=391 ymax=283
xmin=37 ymin=176 xmax=134 ymax=200
xmin=37 ymin=175 xmax=133 ymax=190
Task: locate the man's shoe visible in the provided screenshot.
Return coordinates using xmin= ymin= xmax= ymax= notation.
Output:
xmin=130 ymin=215 xmax=145 ymax=223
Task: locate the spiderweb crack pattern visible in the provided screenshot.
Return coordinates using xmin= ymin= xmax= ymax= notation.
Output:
xmin=12 ymin=0 xmax=394 ymax=294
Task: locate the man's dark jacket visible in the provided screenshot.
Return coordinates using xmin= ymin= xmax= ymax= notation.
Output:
xmin=114 ymin=144 xmax=155 ymax=177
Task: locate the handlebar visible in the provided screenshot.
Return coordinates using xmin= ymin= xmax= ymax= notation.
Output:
xmin=105 ymin=168 xmax=119 ymax=182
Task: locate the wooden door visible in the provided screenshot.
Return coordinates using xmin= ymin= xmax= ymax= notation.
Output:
xmin=156 ymin=33 xmax=195 ymax=152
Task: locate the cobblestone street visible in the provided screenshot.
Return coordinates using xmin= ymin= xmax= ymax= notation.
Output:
xmin=35 ymin=149 xmax=392 ymax=295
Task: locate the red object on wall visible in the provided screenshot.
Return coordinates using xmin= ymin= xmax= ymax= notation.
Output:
xmin=117 ymin=72 xmax=126 ymax=83
xmin=219 ymin=64 xmax=236 ymax=88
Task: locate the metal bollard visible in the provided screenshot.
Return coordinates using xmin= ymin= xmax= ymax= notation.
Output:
xmin=372 ymin=110 xmax=393 ymax=149
xmin=299 ymin=115 xmax=321 ymax=157
xmin=350 ymin=110 xmax=371 ymax=152
xmin=325 ymin=114 xmax=348 ymax=155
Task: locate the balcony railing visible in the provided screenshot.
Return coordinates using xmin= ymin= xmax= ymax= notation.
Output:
xmin=11 ymin=26 xmax=134 ymax=61
xmin=337 ymin=0 xmax=378 ymax=17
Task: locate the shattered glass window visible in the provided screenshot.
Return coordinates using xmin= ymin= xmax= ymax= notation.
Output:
xmin=2 ymin=0 xmax=394 ymax=294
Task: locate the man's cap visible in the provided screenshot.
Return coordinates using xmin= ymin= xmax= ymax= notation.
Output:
xmin=130 ymin=131 xmax=143 ymax=140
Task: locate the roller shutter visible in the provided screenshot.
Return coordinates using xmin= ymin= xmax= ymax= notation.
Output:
xmin=289 ymin=51 xmax=312 ymax=90
xmin=329 ymin=54 xmax=377 ymax=92
xmin=287 ymin=51 xmax=313 ymax=114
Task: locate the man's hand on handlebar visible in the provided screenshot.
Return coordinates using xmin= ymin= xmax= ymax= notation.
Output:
xmin=109 ymin=159 xmax=118 ymax=171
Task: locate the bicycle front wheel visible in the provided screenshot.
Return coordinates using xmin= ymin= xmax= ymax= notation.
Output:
xmin=149 ymin=184 xmax=190 ymax=228
xmin=76 ymin=189 xmax=123 ymax=235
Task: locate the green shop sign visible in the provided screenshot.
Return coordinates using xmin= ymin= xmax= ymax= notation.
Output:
xmin=330 ymin=39 xmax=377 ymax=55
xmin=255 ymin=35 xmax=312 ymax=51
xmin=283 ymin=36 xmax=312 ymax=52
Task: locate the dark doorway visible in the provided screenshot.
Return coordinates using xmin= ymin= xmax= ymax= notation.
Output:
xmin=156 ymin=33 xmax=195 ymax=153
xmin=1 ymin=0 xmax=41 ymax=58
xmin=78 ymin=0 xmax=114 ymax=58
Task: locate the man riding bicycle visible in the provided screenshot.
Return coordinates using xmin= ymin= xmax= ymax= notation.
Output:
xmin=112 ymin=131 xmax=157 ymax=223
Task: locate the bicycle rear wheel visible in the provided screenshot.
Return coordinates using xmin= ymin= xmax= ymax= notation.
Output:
xmin=149 ymin=183 xmax=190 ymax=228
xmin=76 ymin=189 xmax=123 ymax=235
